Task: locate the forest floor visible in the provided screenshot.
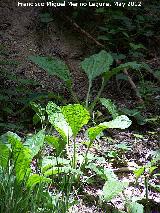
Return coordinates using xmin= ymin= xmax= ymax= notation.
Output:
xmin=0 ymin=1 xmax=160 ymax=212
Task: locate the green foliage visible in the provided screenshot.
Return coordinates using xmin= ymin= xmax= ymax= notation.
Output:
xmin=88 ymin=115 xmax=132 ymax=141
xmin=45 ymin=135 xmax=65 ymax=156
xmin=26 ymin=174 xmax=51 ymax=188
xmin=87 ymin=161 xmax=128 ymax=203
xmin=1 ymin=3 xmax=160 ymax=211
xmin=3 ymin=100 xmax=158 ymax=211
xmin=81 ymin=50 xmax=113 ymax=82
xmin=96 ymin=1 xmax=159 ymax=56
xmin=0 ymin=46 xmax=44 ymax=133
xmin=62 ymin=104 xmax=90 ymax=138
xmin=46 ymin=101 xmax=72 ymax=142
xmin=28 ymin=50 xmax=148 ymax=113
xmin=138 ymin=80 xmax=160 ymax=100
xmin=102 ymin=180 xmax=128 ymax=202
xmin=133 ymin=151 xmax=160 ymax=203
xmin=30 ymin=102 xmax=46 ymax=127
xmin=121 ymin=108 xmax=146 ymax=125
xmin=100 ymin=98 xmax=119 ymax=119
xmin=24 ymin=130 xmax=45 ymax=158
xmin=28 ymin=55 xmax=72 ymax=87
xmin=0 ymin=131 xmax=55 ymax=212
xmin=0 ymin=132 xmax=32 ymax=182
xmin=127 ymin=202 xmax=144 ymax=213
xmin=0 ymin=139 xmax=10 ymax=168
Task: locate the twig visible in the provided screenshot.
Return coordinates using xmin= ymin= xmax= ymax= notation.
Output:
xmin=123 ymin=68 xmax=144 ymax=103
xmin=63 ymin=15 xmax=105 ymax=48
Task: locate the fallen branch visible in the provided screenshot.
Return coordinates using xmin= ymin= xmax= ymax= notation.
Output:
xmin=123 ymin=68 xmax=144 ymax=103
xmin=63 ymin=15 xmax=105 ymax=48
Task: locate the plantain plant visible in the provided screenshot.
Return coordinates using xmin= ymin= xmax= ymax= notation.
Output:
xmin=29 ymin=50 xmax=149 ymax=112
xmin=0 ymin=101 xmax=132 ymax=212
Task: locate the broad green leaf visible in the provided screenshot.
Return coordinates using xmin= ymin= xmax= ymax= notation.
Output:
xmin=1 ymin=132 xmax=32 ymax=182
xmin=103 ymin=115 xmax=132 ymax=129
xmin=100 ymin=98 xmax=119 ymax=119
xmin=15 ymin=147 xmax=32 ymax=182
xmin=43 ymin=167 xmax=71 ymax=177
xmin=46 ymin=102 xmax=72 ymax=142
xmin=109 ymin=62 xmax=142 ymax=78
xmin=30 ymin=102 xmax=45 ymax=123
xmin=24 ymin=130 xmax=45 ymax=158
xmin=88 ymin=125 xmax=109 ymax=142
xmin=0 ymin=138 xmax=11 ymax=168
xmin=62 ymin=104 xmax=90 ymax=138
xmin=134 ymin=167 xmax=145 ymax=179
xmin=88 ymin=115 xmax=131 ymax=141
xmin=0 ymin=132 xmax=22 ymax=160
xmin=43 ymin=167 xmax=81 ymax=177
xmin=149 ymin=166 xmax=157 ymax=174
xmin=86 ymin=163 xmax=108 ymax=180
xmin=127 ymin=202 xmax=144 ymax=213
xmin=102 ymin=180 xmax=128 ymax=201
xmin=81 ymin=50 xmax=113 ymax=82
xmin=42 ymin=156 xmax=70 ymax=173
xmin=28 ymin=56 xmax=72 ymax=87
xmin=45 ymin=135 xmax=66 ymax=155
xmin=43 ymin=167 xmax=61 ymax=176
xmin=26 ymin=174 xmax=51 ymax=188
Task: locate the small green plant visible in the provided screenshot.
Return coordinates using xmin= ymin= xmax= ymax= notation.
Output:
xmin=105 ymin=143 xmax=132 ymax=166
xmin=134 ymin=151 xmax=160 ymax=204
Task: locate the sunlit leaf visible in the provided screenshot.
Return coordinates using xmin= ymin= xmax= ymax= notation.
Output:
xmin=45 ymin=135 xmax=66 ymax=155
xmin=102 ymin=180 xmax=128 ymax=201
xmin=1 ymin=132 xmax=32 ymax=182
xmin=134 ymin=167 xmax=145 ymax=179
xmin=127 ymin=202 xmax=144 ymax=213
xmin=42 ymin=156 xmax=70 ymax=173
xmin=26 ymin=174 xmax=51 ymax=188
xmin=0 ymin=135 xmax=11 ymax=168
xmin=46 ymin=102 xmax=72 ymax=142
xmin=88 ymin=115 xmax=131 ymax=141
xmin=62 ymin=104 xmax=90 ymax=138
xmin=15 ymin=147 xmax=32 ymax=182
xmin=24 ymin=130 xmax=45 ymax=158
